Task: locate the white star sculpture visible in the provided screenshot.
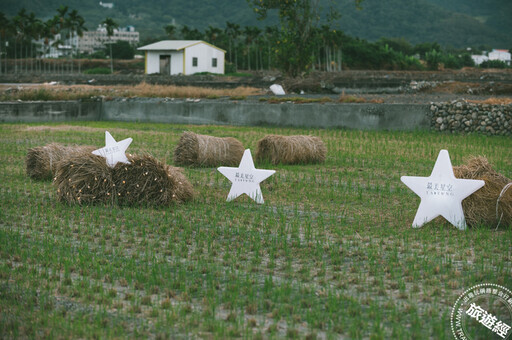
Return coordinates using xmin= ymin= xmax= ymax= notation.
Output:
xmin=92 ymin=131 xmax=133 ymax=167
xmin=401 ymin=149 xmax=485 ymax=230
xmin=217 ymin=149 xmax=276 ymax=204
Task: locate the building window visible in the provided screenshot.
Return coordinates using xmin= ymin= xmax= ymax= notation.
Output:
xmin=212 ymin=58 xmax=217 ymax=67
xmin=192 ymin=57 xmax=198 ymax=67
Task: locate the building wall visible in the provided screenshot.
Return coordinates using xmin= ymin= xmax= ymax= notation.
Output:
xmin=146 ymin=51 xmax=184 ymax=75
xmin=488 ymin=50 xmax=511 ymax=65
xmin=183 ymin=43 xmax=225 ymax=75
xmin=79 ymin=28 xmax=139 ymax=54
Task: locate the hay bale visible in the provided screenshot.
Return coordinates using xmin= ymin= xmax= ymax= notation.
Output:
xmin=54 ymin=151 xmax=115 ymax=205
xmin=454 ymin=157 xmax=512 ymax=228
xmin=113 ymin=155 xmax=194 ymax=206
xmin=255 ymin=135 xmax=327 ymax=165
xmin=173 ymin=131 xmax=244 ymax=167
xmin=26 ymin=143 xmax=95 ymax=180
xmin=54 ymin=151 xmax=194 ymax=206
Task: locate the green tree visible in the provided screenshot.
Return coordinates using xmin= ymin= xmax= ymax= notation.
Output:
xmin=180 ymin=25 xmax=202 ymax=40
xmin=0 ymin=12 xmax=11 ymax=74
xmin=164 ymin=24 xmax=176 ymax=39
xmin=12 ymin=8 xmax=29 ymax=73
xmin=225 ymin=22 xmax=241 ymax=69
xmin=108 ymin=41 xmax=134 ymax=59
xmin=247 ymin=0 xmax=363 ymax=76
xmin=102 ymin=17 xmax=118 ymax=73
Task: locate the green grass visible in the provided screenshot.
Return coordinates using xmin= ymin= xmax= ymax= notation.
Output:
xmin=0 ymin=122 xmax=511 ymax=339
xmin=83 ymin=67 xmax=112 ymax=75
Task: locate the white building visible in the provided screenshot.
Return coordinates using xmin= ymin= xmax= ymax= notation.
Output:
xmin=137 ymin=40 xmax=225 ymax=75
xmin=472 ymin=49 xmax=511 ymax=66
xmin=36 ymin=33 xmax=75 ymax=58
xmin=488 ymin=49 xmax=511 ymax=65
xmin=79 ymin=25 xmax=139 ymax=54
xmin=99 ymin=2 xmax=114 ymax=9
xmin=471 ymin=54 xmax=488 ymax=66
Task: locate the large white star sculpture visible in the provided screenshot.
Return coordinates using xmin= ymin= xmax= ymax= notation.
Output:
xmin=401 ymin=149 xmax=485 ymax=230
xmin=92 ymin=131 xmax=133 ymax=167
xmin=217 ymin=149 xmax=276 ymax=204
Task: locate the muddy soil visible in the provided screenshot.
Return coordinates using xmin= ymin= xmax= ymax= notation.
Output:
xmin=1 ymin=69 xmax=511 ymax=103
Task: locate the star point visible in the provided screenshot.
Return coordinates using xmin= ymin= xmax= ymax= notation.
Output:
xmin=92 ymin=131 xmax=132 ymax=167
xmin=401 ymin=149 xmax=485 ymax=230
xmin=218 ymin=149 xmax=275 ymax=204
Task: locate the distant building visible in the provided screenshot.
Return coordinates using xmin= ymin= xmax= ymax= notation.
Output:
xmin=471 ymin=54 xmax=488 ymax=66
xmin=36 ymin=33 xmax=75 ymax=58
xmin=99 ymin=2 xmax=114 ymax=9
xmin=488 ymin=49 xmax=511 ymax=65
xmin=472 ymin=49 xmax=511 ymax=66
xmin=78 ymin=25 xmax=139 ymax=54
xmin=138 ymin=40 xmax=225 ymax=75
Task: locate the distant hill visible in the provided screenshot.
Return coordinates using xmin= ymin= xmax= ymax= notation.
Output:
xmin=1 ymin=0 xmax=511 ymax=49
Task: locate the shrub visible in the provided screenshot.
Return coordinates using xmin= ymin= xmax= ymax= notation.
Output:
xmin=83 ymin=67 xmax=112 ymax=75
xmin=480 ymin=60 xmax=508 ymax=69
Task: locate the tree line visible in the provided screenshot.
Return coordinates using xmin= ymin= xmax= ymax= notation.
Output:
xmin=0 ymin=4 xmax=509 ymax=76
xmin=0 ymin=7 xmax=120 ymax=73
xmin=156 ymin=22 xmax=484 ymax=74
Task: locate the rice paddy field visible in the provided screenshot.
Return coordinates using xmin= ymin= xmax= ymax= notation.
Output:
xmin=0 ymin=121 xmax=511 ymax=339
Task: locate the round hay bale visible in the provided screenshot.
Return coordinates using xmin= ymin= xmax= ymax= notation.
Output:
xmin=26 ymin=143 xmax=95 ymax=180
xmin=255 ymin=135 xmax=327 ymax=165
xmin=113 ymin=155 xmax=194 ymax=206
xmin=453 ymin=157 xmax=512 ymax=228
xmin=173 ymin=131 xmax=244 ymax=167
xmin=54 ymin=151 xmax=115 ymax=205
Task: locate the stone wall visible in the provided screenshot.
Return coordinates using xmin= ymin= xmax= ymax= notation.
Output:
xmin=430 ymin=101 xmax=512 ymax=136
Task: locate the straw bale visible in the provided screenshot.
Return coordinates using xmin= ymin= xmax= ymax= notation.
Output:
xmin=54 ymin=151 xmax=115 ymax=205
xmin=255 ymin=135 xmax=327 ymax=165
xmin=26 ymin=143 xmax=95 ymax=180
xmin=454 ymin=157 xmax=512 ymax=228
xmin=113 ymin=155 xmax=194 ymax=206
xmin=54 ymin=151 xmax=194 ymax=206
xmin=173 ymin=131 xmax=244 ymax=167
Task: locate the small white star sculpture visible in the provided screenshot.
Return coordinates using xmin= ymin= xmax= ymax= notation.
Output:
xmin=401 ymin=149 xmax=485 ymax=230
xmin=217 ymin=149 xmax=275 ymax=204
xmin=92 ymin=131 xmax=133 ymax=167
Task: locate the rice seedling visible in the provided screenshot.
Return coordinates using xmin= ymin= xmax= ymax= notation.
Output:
xmin=0 ymin=121 xmax=510 ymax=338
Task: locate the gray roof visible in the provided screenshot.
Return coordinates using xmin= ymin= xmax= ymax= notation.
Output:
xmin=137 ymin=40 xmax=225 ymax=52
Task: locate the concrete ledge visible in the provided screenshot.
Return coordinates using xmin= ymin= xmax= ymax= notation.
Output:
xmin=0 ymin=100 xmax=430 ymax=130
xmin=102 ymin=101 xmax=430 ymax=130
xmin=0 ymin=101 xmax=101 ymax=123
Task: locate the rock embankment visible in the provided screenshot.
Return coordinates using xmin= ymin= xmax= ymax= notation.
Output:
xmin=430 ymin=101 xmax=512 ymax=136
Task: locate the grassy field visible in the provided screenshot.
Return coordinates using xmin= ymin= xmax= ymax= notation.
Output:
xmin=0 ymin=121 xmax=511 ymax=339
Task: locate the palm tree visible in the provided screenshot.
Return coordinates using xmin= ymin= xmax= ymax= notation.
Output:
xmin=67 ymin=9 xmax=87 ymax=72
xmin=225 ymin=22 xmax=240 ymax=69
xmin=55 ymin=6 xmax=69 ymax=72
xmin=25 ymin=12 xmax=41 ymax=72
xmin=12 ymin=8 xmax=29 ymax=73
xmin=43 ymin=15 xmax=61 ymax=72
xmin=205 ymin=25 xmax=222 ymax=44
xmin=0 ymin=12 xmax=11 ymax=74
xmin=180 ymin=25 xmax=202 ymax=40
xmin=264 ymin=26 xmax=277 ymax=70
xmin=164 ymin=24 xmax=176 ymax=39
xmin=102 ymin=17 xmax=118 ymax=73
xmin=244 ymin=26 xmax=260 ymax=71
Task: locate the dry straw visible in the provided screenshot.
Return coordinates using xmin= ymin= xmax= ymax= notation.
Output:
xmin=255 ymin=135 xmax=327 ymax=165
xmin=54 ymin=151 xmax=115 ymax=205
xmin=26 ymin=143 xmax=95 ymax=180
xmin=454 ymin=157 xmax=512 ymax=228
xmin=113 ymin=154 xmax=194 ymax=206
xmin=54 ymin=151 xmax=194 ymax=206
xmin=173 ymin=131 xmax=245 ymax=167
